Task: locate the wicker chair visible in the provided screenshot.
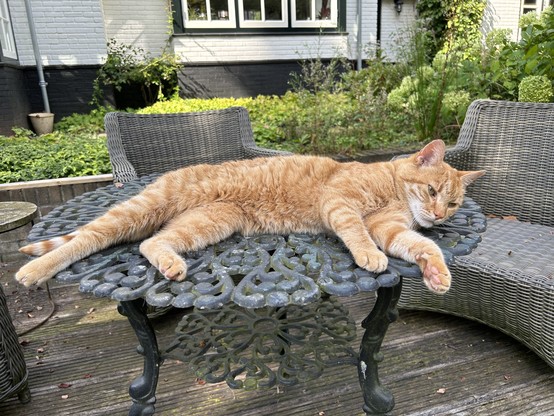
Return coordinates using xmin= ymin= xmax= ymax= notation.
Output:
xmin=0 ymin=285 xmax=31 ymax=404
xmin=399 ymin=99 xmax=554 ymax=369
xmin=105 ymin=107 xmax=289 ymax=183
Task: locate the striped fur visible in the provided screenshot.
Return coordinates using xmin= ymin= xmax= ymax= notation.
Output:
xmin=16 ymin=140 xmax=484 ymax=293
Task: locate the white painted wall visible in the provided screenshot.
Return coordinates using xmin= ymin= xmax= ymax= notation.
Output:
xmin=7 ymin=0 xmax=548 ymax=67
xmin=8 ymin=0 xmax=106 ymax=66
xmin=380 ymin=0 xmax=416 ymax=61
xmin=102 ymin=0 xmax=170 ymax=54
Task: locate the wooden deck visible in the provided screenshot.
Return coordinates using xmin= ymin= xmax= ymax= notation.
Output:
xmin=1 ymin=261 xmax=553 ymax=416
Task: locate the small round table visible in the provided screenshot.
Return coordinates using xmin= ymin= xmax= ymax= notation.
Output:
xmin=24 ymin=176 xmax=486 ymax=415
xmin=0 ymin=202 xmax=38 ymax=233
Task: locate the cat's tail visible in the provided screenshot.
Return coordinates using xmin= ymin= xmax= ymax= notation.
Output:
xmin=19 ymin=232 xmax=78 ymax=256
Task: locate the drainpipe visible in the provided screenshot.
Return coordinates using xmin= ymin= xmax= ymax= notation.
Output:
xmin=23 ymin=0 xmax=50 ymax=113
xmin=356 ymin=0 xmax=362 ymax=70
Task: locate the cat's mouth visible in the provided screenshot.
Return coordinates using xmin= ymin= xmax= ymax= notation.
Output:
xmin=415 ymin=213 xmax=444 ymax=228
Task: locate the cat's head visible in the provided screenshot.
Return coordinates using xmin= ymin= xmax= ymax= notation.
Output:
xmin=398 ymin=140 xmax=485 ymax=228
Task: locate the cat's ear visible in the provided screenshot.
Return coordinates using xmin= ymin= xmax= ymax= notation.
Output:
xmin=458 ymin=170 xmax=486 ymax=188
xmin=415 ymin=140 xmax=446 ymax=167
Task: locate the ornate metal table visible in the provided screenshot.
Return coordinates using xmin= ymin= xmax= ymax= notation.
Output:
xmin=25 ymin=175 xmax=486 ymax=415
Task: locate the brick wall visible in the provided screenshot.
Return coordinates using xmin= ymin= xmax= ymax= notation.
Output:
xmin=8 ymin=0 xmax=106 ymax=66
xmin=179 ymin=61 xmax=304 ymax=98
xmin=0 ymin=64 xmax=31 ymax=135
xmin=24 ymin=66 xmax=103 ymax=120
xmin=102 ymin=0 xmax=170 ymax=55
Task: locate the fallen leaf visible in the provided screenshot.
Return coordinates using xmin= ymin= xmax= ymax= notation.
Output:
xmin=87 ymin=307 xmax=95 ymax=314
xmin=36 ymin=306 xmax=43 ymax=311
xmin=58 ymin=383 xmax=72 ymax=389
xmin=196 ymin=378 xmax=206 ymax=385
xmin=504 ymin=374 xmax=512 ymax=381
xmin=115 ymin=182 xmax=124 ymax=188
xmin=502 ymin=215 xmax=517 ymax=221
xmin=83 ymin=374 xmax=93 ymax=379
xmin=436 ymin=388 xmax=447 ymax=394
xmin=61 ymin=394 xmax=69 ymax=399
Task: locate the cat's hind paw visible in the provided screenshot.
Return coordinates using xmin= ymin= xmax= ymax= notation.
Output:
xmin=417 ymin=253 xmax=451 ymax=294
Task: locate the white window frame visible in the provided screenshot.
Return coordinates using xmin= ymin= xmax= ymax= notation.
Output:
xmin=184 ymin=0 xmax=237 ymax=29
xmin=291 ymin=0 xmax=337 ymax=28
xmin=521 ymin=0 xmax=538 ymax=15
xmin=238 ymin=0 xmax=288 ymax=28
xmin=0 ymin=0 xmax=17 ymax=59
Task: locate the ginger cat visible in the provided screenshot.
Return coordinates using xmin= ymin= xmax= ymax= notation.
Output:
xmin=16 ymin=140 xmax=484 ymax=294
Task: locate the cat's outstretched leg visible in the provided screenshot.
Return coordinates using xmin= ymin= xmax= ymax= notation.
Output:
xmin=366 ymin=217 xmax=450 ymax=294
xmin=139 ymin=202 xmax=246 ymax=281
xmin=321 ymin=201 xmax=388 ymax=273
xmin=16 ymin=185 xmax=174 ymax=287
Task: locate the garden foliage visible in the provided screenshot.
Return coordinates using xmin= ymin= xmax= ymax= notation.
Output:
xmin=2 ymin=6 xmax=553 ymax=183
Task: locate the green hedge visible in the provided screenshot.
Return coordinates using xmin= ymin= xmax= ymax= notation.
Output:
xmin=0 ymin=130 xmax=111 ymax=183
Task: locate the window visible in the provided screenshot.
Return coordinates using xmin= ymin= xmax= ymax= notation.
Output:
xmin=0 ymin=0 xmax=17 ymax=59
xmin=185 ymin=0 xmax=237 ymax=28
xmin=293 ymin=0 xmax=336 ymax=28
xmin=521 ymin=0 xmax=538 ymax=15
xmin=239 ymin=0 xmax=288 ymax=28
xmin=178 ymin=0 xmax=340 ymax=31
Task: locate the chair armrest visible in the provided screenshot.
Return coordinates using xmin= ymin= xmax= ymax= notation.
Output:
xmin=244 ymin=145 xmax=292 ymax=159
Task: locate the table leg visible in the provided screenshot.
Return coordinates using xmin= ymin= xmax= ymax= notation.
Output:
xmin=118 ymin=299 xmax=161 ymax=416
xmin=357 ymin=278 xmax=402 ymax=415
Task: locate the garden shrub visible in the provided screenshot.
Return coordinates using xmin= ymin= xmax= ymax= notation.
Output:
xmin=0 ymin=130 xmax=111 ymax=183
xmin=518 ymin=75 xmax=554 ymax=102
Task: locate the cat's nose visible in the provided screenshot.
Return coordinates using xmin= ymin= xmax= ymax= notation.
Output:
xmin=434 ymin=210 xmax=445 ymax=220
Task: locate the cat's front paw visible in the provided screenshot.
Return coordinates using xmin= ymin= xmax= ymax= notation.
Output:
xmin=15 ymin=260 xmax=53 ymax=287
xmin=353 ymin=249 xmax=388 ymax=273
xmin=416 ymin=253 xmax=451 ymax=294
xmin=156 ymin=253 xmax=188 ymax=281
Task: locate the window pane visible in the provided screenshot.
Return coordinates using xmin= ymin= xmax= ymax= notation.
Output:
xmin=211 ymin=0 xmax=230 ymax=20
xmin=296 ymin=0 xmax=312 ymax=20
xmin=244 ymin=0 xmax=261 ymax=20
xmin=0 ymin=0 xmax=16 ymax=59
xmin=317 ymin=0 xmax=330 ymax=19
xmin=265 ymin=0 xmax=282 ymax=20
xmin=188 ymin=0 xmax=208 ymax=20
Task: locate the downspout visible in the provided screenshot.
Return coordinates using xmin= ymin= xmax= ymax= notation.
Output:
xmin=376 ymin=0 xmax=382 ymax=47
xmin=356 ymin=0 xmax=362 ymax=70
xmin=23 ymin=0 xmax=50 ymax=113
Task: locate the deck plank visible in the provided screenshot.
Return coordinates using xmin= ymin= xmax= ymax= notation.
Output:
xmin=1 ymin=269 xmax=553 ymax=416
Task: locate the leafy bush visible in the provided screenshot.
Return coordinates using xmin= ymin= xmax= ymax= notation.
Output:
xmin=93 ymin=39 xmax=181 ymax=107
xmin=0 ymin=130 xmax=111 ymax=183
xmin=54 ymin=106 xmax=114 ymax=134
xmin=137 ymin=96 xmax=254 ymax=114
xmin=518 ymin=75 xmax=554 ymax=102
xmin=488 ymin=7 xmax=554 ymax=100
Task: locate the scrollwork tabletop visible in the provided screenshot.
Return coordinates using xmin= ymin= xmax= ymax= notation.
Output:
xmin=24 ymin=175 xmax=486 ymax=416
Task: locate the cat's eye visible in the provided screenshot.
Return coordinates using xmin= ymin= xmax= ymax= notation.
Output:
xmin=428 ymin=185 xmax=437 ymax=198
xmin=448 ymin=202 xmax=458 ymax=208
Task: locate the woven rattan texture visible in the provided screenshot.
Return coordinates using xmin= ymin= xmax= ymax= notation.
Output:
xmin=0 ymin=285 xmax=29 ymax=403
xmin=445 ymin=100 xmax=554 ymax=226
xmin=105 ymin=107 xmax=288 ymax=183
xmin=399 ymin=99 xmax=554 ymax=370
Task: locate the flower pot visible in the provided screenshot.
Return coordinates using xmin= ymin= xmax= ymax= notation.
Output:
xmin=28 ymin=112 xmax=55 ymax=135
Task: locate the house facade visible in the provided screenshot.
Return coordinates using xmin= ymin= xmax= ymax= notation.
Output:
xmin=0 ymin=0 xmax=551 ymax=135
